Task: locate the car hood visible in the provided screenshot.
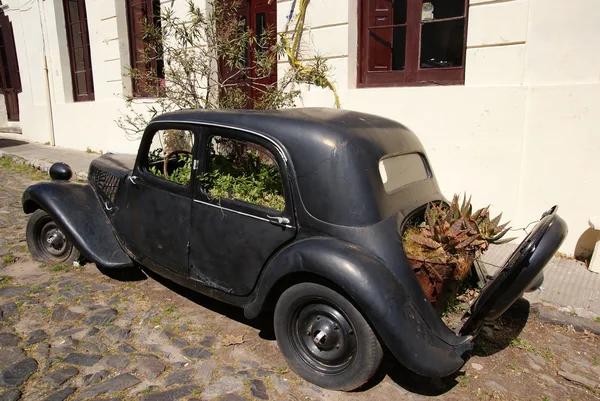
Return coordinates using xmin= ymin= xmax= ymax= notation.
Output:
xmin=89 ymin=153 xmax=136 ymax=178
xmin=88 ymin=153 xmax=136 ymax=207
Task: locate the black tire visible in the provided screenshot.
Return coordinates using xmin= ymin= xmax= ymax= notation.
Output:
xmin=26 ymin=209 xmax=80 ymax=265
xmin=274 ymin=282 xmax=383 ymax=391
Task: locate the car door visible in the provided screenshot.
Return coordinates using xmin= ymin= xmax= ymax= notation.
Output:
xmin=115 ymin=123 xmax=198 ymax=275
xmin=189 ymin=126 xmax=297 ymax=295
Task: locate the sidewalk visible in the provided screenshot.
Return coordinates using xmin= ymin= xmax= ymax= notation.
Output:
xmin=0 ymin=137 xmax=97 ymax=180
xmin=1 ymin=136 xmax=599 ymax=319
xmin=481 ymin=244 xmax=600 ymax=318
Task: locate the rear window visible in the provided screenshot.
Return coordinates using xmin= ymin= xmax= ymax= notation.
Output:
xmin=378 ymin=153 xmax=429 ymax=194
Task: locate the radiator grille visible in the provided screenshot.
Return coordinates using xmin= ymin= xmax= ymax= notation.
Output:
xmin=88 ymin=166 xmax=120 ymax=203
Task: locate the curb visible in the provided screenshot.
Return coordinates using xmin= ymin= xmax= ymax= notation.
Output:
xmin=531 ymin=304 xmax=600 ymax=335
xmin=0 ymin=150 xmax=88 ymax=182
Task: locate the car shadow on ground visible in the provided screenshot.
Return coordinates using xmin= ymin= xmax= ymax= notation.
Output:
xmin=99 ymin=264 xmax=277 ymax=339
xmin=98 ymin=264 xmax=530 ymax=395
xmin=0 ymin=138 xmax=28 ymax=148
xmin=360 ymin=353 xmax=462 ymax=395
xmin=470 ymin=298 xmax=530 ymax=357
xmin=98 ymin=266 xmax=149 ymax=282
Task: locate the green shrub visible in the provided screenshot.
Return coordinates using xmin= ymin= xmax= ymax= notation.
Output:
xmin=150 ymin=143 xmax=285 ymax=211
xmin=199 ymin=149 xmax=284 ymax=211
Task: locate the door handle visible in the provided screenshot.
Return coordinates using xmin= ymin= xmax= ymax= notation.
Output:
xmin=128 ymin=175 xmax=138 ymax=186
xmin=267 ymin=215 xmax=290 ymax=225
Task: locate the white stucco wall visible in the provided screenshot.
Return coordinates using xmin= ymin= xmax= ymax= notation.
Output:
xmin=6 ymin=0 xmax=600 ymax=255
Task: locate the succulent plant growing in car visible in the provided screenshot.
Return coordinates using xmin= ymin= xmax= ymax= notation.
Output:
xmin=403 ymin=194 xmax=515 ymax=302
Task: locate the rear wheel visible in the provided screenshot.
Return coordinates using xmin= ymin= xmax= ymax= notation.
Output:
xmin=26 ymin=209 xmax=80 ymax=265
xmin=274 ymin=282 xmax=383 ymax=391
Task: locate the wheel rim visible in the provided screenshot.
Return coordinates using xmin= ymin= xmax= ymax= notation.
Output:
xmin=36 ymin=220 xmax=70 ymax=260
xmin=290 ymin=302 xmax=357 ymax=374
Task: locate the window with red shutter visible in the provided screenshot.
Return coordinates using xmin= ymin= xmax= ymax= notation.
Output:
xmin=63 ymin=0 xmax=94 ymax=101
xmin=358 ymin=0 xmax=468 ymax=88
xmin=126 ymin=0 xmax=165 ymax=97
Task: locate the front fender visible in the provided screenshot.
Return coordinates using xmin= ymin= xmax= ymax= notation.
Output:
xmin=245 ymin=237 xmax=470 ymax=378
xmin=22 ymin=181 xmax=133 ymax=269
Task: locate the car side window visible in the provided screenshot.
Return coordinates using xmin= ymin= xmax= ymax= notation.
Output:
xmin=147 ymin=129 xmax=195 ymax=186
xmin=200 ymin=135 xmax=285 ymax=212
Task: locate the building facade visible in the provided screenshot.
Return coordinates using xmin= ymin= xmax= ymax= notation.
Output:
xmin=1 ymin=0 xmax=599 ymax=256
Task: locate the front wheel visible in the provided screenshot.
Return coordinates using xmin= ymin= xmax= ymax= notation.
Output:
xmin=274 ymin=282 xmax=383 ymax=391
xmin=26 ymin=209 xmax=80 ymax=265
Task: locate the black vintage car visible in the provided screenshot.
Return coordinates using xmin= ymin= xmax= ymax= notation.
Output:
xmin=22 ymin=108 xmax=567 ymax=391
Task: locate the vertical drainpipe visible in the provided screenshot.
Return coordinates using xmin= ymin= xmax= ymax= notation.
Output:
xmin=42 ymin=54 xmax=55 ymax=146
xmin=38 ymin=0 xmax=55 ymax=146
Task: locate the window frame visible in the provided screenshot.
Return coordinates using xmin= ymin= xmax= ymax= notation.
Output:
xmin=196 ymin=126 xmax=292 ymax=218
xmin=126 ymin=0 xmax=165 ymax=98
xmin=357 ymin=0 xmax=469 ymax=88
xmin=63 ymin=0 xmax=95 ymax=101
xmin=136 ymin=122 xmax=199 ymax=198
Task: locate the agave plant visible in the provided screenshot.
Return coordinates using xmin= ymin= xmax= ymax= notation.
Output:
xmin=403 ymin=194 xmax=515 ymax=302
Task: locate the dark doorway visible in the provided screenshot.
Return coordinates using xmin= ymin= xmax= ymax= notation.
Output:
xmin=0 ymin=5 xmax=21 ymax=122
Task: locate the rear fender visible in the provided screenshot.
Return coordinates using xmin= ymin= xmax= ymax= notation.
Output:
xmin=22 ymin=181 xmax=133 ymax=269
xmin=245 ymin=237 xmax=470 ymax=378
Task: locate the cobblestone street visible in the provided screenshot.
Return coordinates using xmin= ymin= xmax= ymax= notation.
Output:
xmin=1 ymin=158 xmax=600 ymax=401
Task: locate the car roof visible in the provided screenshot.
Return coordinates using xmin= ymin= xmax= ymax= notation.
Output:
xmin=151 ymin=107 xmax=405 ymax=147
xmin=152 ymin=108 xmax=432 ymax=226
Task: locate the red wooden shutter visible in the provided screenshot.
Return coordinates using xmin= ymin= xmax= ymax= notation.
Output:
xmin=367 ymin=0 xmax=393 ymax=72
xmin=63 ymin=0 xmax=94 ymax=101
xmin=127 ymin=0 xmax=164 ymax=97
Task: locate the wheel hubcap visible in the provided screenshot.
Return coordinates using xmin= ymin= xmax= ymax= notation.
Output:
xmin=39 ymin=222 xmax=69 ymax=257
xmin=293 ymin=303 xmax=357 ymax=372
